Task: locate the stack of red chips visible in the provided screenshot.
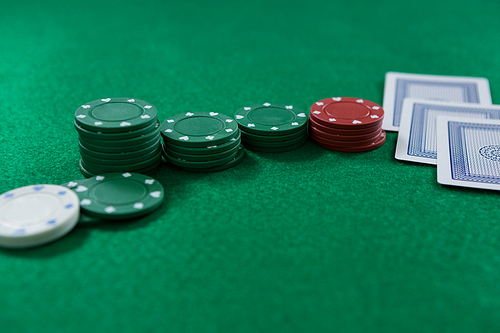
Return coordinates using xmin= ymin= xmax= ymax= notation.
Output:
xmin=309 ymin=97 xmax=386 ymax=152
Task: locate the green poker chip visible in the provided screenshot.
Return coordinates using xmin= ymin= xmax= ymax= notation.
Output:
xmin=79 ymin=141 xmax=160 ymax=160
xmin=75 ymin=98 xmax=157 ymax=133
xmin=63 ymin=173 xmax=164 ymax=220
xmin=160 ymin=112 xmax=238 ymax=147
xmin=165 ymin=142 xmax=240 ymax=162
xmin=79 ymin=160 xmax=161 ymax=178
xmin=80 ymin=146 xmax=162 ymax=166
xmin=244 ymin=137 xmax=308 ymax=153
xmin=80 ymin=158 xmax=162 ymax=176
xmin=234 ymin=103 xmax=308 ymax=136
xmin=81 ymin=151 xmax=161 ymax=172
xmin=78 ymin=126 xmax=160 ymax=147
xmin=79 ymin=133 xmax=161 ymax=153
xmin=180 ymin=146 xmax=246 ymax=172
xmin=162 ymin=146 xmax=239 ymax=169
xmin=240 ymin=127 xmax=307 ymax=142
xmin=75 ymin=120 xmax=160 ymax=141
xmin=163 ymin=129 xmax=241 ymax=155
xmin=241 ymin=133 xmax=307 ymax=148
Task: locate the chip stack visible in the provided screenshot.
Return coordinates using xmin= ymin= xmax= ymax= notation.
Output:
xmin=234 ymin=103 xmax=308 ymax=152
xmin=160 ymin=112 xmax=245 ymax=172
xmin=74 ymin=98 xmax=162 ymax=177
xmin=308 ymin=97 xmax=386 ymax=152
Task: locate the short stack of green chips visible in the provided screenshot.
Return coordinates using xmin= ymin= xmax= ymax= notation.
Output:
xmin=74 ymin=98 xmax=162 ymax=177
xmin=234 ymin=103 xmax=308 ymax=152
xmin=160 ymin=112 xmax=245 ymax=172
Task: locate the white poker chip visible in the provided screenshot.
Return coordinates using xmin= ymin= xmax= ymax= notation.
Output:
xmin=0 ymin=184 xmax=80 ymax=249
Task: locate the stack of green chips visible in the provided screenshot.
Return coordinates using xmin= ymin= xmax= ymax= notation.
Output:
xmin=74 ymin=98 xmax=162 ymax=177
xmin=234 ymin=103 xmax=309 ymax=152
xmin=160 ymin=112 xmax=245 ymax=172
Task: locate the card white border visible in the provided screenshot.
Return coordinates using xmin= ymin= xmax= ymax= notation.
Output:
xmin=382 ymin=72 xmax=491 ymax=132
xmin=436 ymin=116 xmax=500 ymax=191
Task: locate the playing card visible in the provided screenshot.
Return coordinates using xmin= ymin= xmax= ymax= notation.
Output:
xmin=383 ymin=72 xmax=491 ymax=131
xmin=395 ymin=99 xmax=500 ymax=164
xmin=436 ymin=116 xmax=500 ymax=191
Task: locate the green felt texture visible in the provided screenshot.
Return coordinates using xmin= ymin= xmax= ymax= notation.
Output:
xmin=1 ymin=0 xmax=500 ymax=332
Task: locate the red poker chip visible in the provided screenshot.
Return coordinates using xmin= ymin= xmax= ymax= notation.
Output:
xmin=309 ymin=124 xmax=382 ymax=142
xmin=309 ymin=131 xmax=382 ymax=148
xmin=308 ymin=115 xmax=381 ymax=136
xmin=310 ymin=97 xmax=384 ymax=128
xmin=315 ymin=131 xmax=386 ymax=152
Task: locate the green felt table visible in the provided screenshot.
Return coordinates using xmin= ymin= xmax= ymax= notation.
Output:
xmin=1 ymin=0 xmax=499 ymax=332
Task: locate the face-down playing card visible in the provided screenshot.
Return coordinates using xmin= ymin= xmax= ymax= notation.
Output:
xmin=437 ymin=116 xmax=500 ymax=191
xmin=383 ymin=72 xmax=491 ymax=131
xmin=395 ymin=99 xmax=500 ymax=165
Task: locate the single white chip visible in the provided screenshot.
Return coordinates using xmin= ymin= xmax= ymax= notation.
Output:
xmin=0 ymin=185 xmax=80 ymax=249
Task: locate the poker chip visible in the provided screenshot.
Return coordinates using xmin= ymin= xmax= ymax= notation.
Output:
xmin=163 ymin=130 xmax=242 ymax=155
xmin=243 ymin=136 xmax=308 ymax=153
xmin=179 ymin=146 xmax=246 ymax=172
xmin=309 ymin=97 xmax=386 ymax=152
xmin=74 ymin=98 xmax=161 ymax=177
xmin=310 ymin=97 xmax=384 ymax=129
xmin=63 ymin=173 xmax=164 ymax=220
xmin=0 ymin=185 xmax=80 ymax=249
xmin=234 ymin=103 xmax=309 ymax=152
xmin=160 ymin=112 xmax=239 ymax=147
xmin=75 ymin=98 xmax=157 ymax=133
xmin=160 ymin=112 xmax=245 ymax=172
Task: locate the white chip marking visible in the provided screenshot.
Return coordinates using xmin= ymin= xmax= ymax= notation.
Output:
xmin=313 ymin=111 xmax=321 ymax=114
xmin=209 ymin=112 xmax=219 ymax=116
xmin=206 ymin=136 xmax=215 ymax=140
xmin=165 ymin=129 xmax=173 ymax=133
xmin=235 ymin=115 xmax=244 ymax=119
xmin=67 ymin=182 xmax=78 ymax=187
xmin=179 ymin=136 xmax=189 ymax=141
xmin=226 ymin=119 xmax=233 ymax=123
xmin=144 ymin=105 xmax=152 ymax=109
xmin=81 ymin=199 xmax=92 ymax=206
xmin=332 ymin=97 xmax=342 ymax=101
xmin=207 ymin=146 xmax=217 ymax=149
xmin=104 ymin=206 xmax=116 ymax=214
xmin=77 ymin=114 xmax=86 ymax=118
xmin=297 ymin=113 xmax=306 ymax=117
xmin=271 ymin=127 xmax=279 ymax=130
xmin=140 ymin=115 xmax=151 ymax=119
xmin=248 ymin=123 xmax=255 ymax=127
xmin=225 ymin=129 xmax=233 ymax=132
xmin=75 ymin=186 xmax=88 ymax=192
xmin=285 ymin=105 xmax=293 ymax=109
xmin=372 ymin=106 xmax=380 ymax=110
xmin=263 ymin=103 xmax=271 ymax=106
xmin=329 ymin=118 xmax=337 ymax=122
xmin=133 ymin=203 xmax=144 ymax=209
xmin=145 ymin=179 xmax=155 ymax=185
xmin=244 ymin=107 xmax=251 ymax=111
xmin=101 ymin=98 xmax=111 ymax=102
xmin=150 ymin=191 xmax=162 ymax=198
xmin=167 ymin=119 xmax=174 ymax=123
xmin=316 ymin=102 xmax=324 ymax=106
xmin=185 ymin=112 xmax=194 ymax=116
xmin=120 ymin=122 xmax=131 ymax=127
xmin=291 ymin=122 xmax=299 ymax=126
xmin=81 ymin=105 xmax=91 ymax=109
xmin=371 ymin=115 xmax=379 ymax=118
xmin=122 ymin=173 xmax=132 ymax=178
xmin=96 ymin=176 xmax=105 ymax=181
xmin=353 ymin=120 xmax=362 ymax=124
xmin=127 ymin=99 xmax=135 ymax=102
xmin=94 ymin=121 xmax=103 ymax=126
xmin=356 ymin=99 xmax=364 ymax=103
